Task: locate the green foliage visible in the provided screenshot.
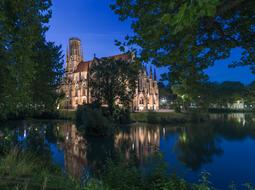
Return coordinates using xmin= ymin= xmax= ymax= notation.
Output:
xmin=103 ymin=159 xmax=142 ymax=190
xmin=111 ymin=0 xmax=255 ymax=94
xmin=102 ymin=153 xmax=190 ymax=190
xmin=171 ymin=80 xmax=251 ymax=112
xmin=58 ymin=110 xmax=76 ymax=120
xmin=0 ymin=149 xmax=79 ymax=190
xmin=83 ymin=179 xmax=108 ymax=190
xmin=89 ymin=56 xmax=139 ymax=116
xmin=112 ymin=106 xmax=131 ymax=124
xmin=0 ymin=0 xmax=64 ymax=120
xmin=76 ymin=105 xmax=114 ymax=137
xmin=130 ymin=112 xmax=206 ymax=124
xmin=0 ymin=149 xmax=36 ymax=178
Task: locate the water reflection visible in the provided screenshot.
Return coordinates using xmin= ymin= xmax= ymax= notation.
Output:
xmin=210 ymin=113 xmax=246 ymax=126
xmin=115 ymin=126 xmax=160 ymax=163
xmin=175 ymin=125 xmax=223 ymax=170
xmin=57 ymin=123 xmax=87 ymax=178
xmin=1 ymin=115 xmax=255 ymax=188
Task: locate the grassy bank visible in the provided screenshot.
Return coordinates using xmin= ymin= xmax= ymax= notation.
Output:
xmin=130 ymin=112 xmax=207 ymax=124
xmin=58 ymin=109 xmax=207 ymax=124
xmin=58 ymin=109 xmax=76 ymax=120
xmin=208 ymin=108 xmax=254 ymax=113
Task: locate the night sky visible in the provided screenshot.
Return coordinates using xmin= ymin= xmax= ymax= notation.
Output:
xmin=46 ymin=0 xmax=254 ymax=84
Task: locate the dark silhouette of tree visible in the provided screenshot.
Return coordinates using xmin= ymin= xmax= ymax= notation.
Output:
xmin=0 ymin=0 xmax=63 ymax=120
xmin=111 ymin=0 xmax=255 ymax=90
xmin=89 ymin=57 xmax=139 ymax=115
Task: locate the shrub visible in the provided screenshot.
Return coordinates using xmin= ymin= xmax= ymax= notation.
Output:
xmin=102 ymin=153 xmax=190 ymax=190
xmin=0 ymin=149 xmax=79 ymax=190
xmin=112 ymin=106 xmax=131 ymax=124
xmin=76 ymin=105 xmax=114 ymax=137
xmin=147 ymin=111 xmax=159 ymax=124
xmin=83 ymin=179 xmax=109 ymax=190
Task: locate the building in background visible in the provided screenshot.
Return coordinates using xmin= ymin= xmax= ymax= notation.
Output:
xmin=60 ymin=38 xmax=159 ymax=111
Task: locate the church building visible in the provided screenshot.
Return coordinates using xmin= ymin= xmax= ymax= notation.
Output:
xmin=60 ymin=38 xmax=159 ymax=111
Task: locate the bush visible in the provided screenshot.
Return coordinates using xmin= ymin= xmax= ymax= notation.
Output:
xmin=76 ymin=105 xmax=114 ymax=137
xmin=0 ymin=149 xmax=79 ymax=190
xmin=83 ymin=179 xmax=109 ymax=190
xmin=102 ymin=154 xmax=190 ymax=190
xmin=112 ymin=106 xmax=131 ymax=124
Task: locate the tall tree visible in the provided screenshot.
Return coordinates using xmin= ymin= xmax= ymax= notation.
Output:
xmin=89 ymin=57 xmax=139 ymax=115
xmin=0 ymin=0 xmax=63 ymax=120
xmin=31 ymin=41 xmax=64 ymax=112
xmin=111 ymin=0 xmax=255 ymax=83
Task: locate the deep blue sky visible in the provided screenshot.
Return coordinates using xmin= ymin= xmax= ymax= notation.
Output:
xmin=46 ymin=0 xmax=254 ymax=84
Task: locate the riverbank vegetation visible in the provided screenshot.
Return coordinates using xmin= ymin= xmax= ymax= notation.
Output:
xmin=130 ymin=112 xmax=207 ymax=124
xmin=76 ymin=104 xmax=115 ymax=137
xmin=0 ymin=149 xmax=78 ymax=190
xmin=159 ymin=81 xmax=255 ymax=113
xmin=0 ymin=149 xmax=254 ymax=190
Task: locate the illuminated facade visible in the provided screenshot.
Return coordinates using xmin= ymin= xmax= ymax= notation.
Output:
xmin=57 ymin=123 xmax=87 ymax=179
xmin=60 ymin=38 xmax=159 ymax=111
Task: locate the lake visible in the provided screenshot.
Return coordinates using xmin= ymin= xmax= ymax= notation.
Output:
xmin=0 ymin=113 xmax=255 ymax=189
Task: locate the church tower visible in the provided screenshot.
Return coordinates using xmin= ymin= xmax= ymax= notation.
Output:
xmin=66 ymin=38 xmax=83 ymax=72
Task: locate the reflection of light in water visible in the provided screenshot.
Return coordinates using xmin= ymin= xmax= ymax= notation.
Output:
xmin=57 ymin=123 xmax=87 ymax=179
xmin=210 ymin=113 xmax=246 ymax=126
xmin=163 ymin=128 xmax=166 ymax=136
xmin=228 ymin=113 xmax=246 ymax=127
xmin=66 ymin=132 xmax=69 ymax=140
xmin=179 ymin=132 xmax=187 ymax=143
xmin=23 ymin=129 xmax=27 ymax=138
xmin=114 ymin=126 xmax=160 ymax=163
xmin=140 ymin=132 xmax=145 ymax=144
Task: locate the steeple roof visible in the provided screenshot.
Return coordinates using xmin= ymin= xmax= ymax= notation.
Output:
xmin=73 ymin=53 xmax=131 ymax=73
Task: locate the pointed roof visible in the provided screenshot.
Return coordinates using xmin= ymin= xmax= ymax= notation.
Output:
xmin=75 ymin=61 xmax=92 ymax=72
xmin=107 ymin=53 xmax=132 ymax=61
xmin=73 ymin=53 xmax=132 ymax=73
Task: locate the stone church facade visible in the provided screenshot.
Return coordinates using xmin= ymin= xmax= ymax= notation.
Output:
xmin=60 ymin=38 xmax=159 ymax=111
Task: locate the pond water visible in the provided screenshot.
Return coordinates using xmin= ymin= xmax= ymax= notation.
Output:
xmin=0 ymin=113 xmax=255 ymax=189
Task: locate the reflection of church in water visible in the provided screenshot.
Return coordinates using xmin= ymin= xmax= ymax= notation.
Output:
xmin=57 ymin=123 xmax=87 ymax=178
xmin=56 ymin=123 xmax=161 ymax=178
xmin=115 ymin=127 xmax=160 ymax=162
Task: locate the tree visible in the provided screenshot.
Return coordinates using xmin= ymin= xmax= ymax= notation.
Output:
xmin=31 ymin=41 xmax=64 ymax=113
xmin=89 ymin=57 xmax=139 ymax=116
xmin=245 ymin=81 xmax=255 ymax=105
xmin=0 ymin=0 xmax=63 ymax=120
xmin=111 ymin=0 xmax=255 ymax=82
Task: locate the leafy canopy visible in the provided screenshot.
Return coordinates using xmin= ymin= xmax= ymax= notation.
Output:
xmin=111 ymin=0 xmax=255 ymax=83
xmin=89 ymin=57 xmax=139 ymax=115
xmin=0 ymin=0 xmax=64 ymax=119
